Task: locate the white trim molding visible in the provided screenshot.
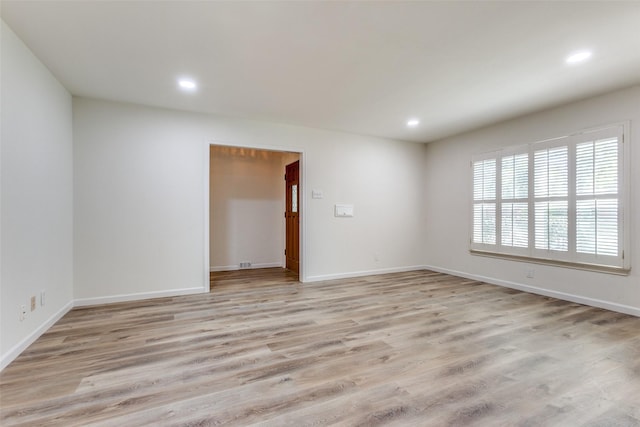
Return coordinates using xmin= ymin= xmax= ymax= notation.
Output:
xmin=202 ymin=139 xmax=212 ymax=293
xmin=210 ymin=262 xmax=283 ymax=272
xmin=206 ymin=139 xmax=306 ymax=282
xmin=1 ymin=301 xmax=74 ymax=371
xmin=424 ymin=264 xmax=640 ymax=318
xmin=305 ymin=265 xmax=425 ymax=283
xmin=74 ymin=287 xmax=206 ymax=307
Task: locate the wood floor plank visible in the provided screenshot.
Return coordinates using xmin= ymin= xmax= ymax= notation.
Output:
xmin=1 ymin=268 xmax=639 ymax=426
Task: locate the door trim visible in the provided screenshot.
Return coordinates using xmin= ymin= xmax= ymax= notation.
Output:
xmin=204 ymin=139 xmax=306 ymax=288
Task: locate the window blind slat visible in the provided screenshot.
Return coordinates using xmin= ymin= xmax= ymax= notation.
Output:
xmin=502 ymin=202 xmax=528 ymax=247
xmin=535 ymin=201 xmax=568 ymax=251
xmin=595 ymin=138 xmax=618 ymax=195
xmin=502 ymin=156 xmax=514 ymax=200
xmin=534 ymin=147 xmax=567 ymax=198
xmin=548 ymin=147 xmax=568 ymax=197
xmin=514 ymin=154 xmax=528 ymax=199
xmin=473 ymin=163 xmax=484 ymax=201
xmin=473 ymin=204 xmax=483 ymax=243
xmin=596 ymin=199 xmax=618 ymax=256
xmin=534 ymin=202 xmax=549 ymax=250
xmin=513 ymin=203 xmax=528 ymax=247
xmin=534 ymin=151 xmax=548 ymax=198
xmin=549 ymin=201 xmax=568 ymax=251
xmin=483 ymin=203 xmax=496 ymax=244
xmin=576 ymin=142 xmax=594 ymax=196
xmin=576 ymin=199 xmax=596 ymax=254
xmin=484 ymin=160 xmax=496 ymax=200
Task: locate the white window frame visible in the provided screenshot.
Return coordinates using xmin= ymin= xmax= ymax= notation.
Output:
xmin=470 ymin=123 xmax=630 ymax=273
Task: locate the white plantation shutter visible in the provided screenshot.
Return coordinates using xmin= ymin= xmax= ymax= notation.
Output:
xmin=534 ymin=200 xmax=568 ymax=251
xmin=472 ymin=158 xmax=496 ymax=245
xmin=501 ymin=203 xmax=528 ymax=247
xmin=480 ymin=203 xmax=496 ymax=244
xmin=501 ymin=153 xmax=528 ymax=248
xmin=576 ymin=199 xmax=618 ymax=255
xmin=470 ymin=124 xmax=628 ymax=270
xmin=534 ymin=146 xmax=568 ymax=252
xmin=575 ymin=137 xmax=619 ymax=257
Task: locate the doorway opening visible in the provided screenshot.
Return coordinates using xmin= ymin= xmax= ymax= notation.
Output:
xmin=207 ymin=144 xmax=302 ymax=289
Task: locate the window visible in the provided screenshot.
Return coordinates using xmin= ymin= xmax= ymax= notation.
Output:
xmin=575 ymin=138 xmax=619 ymax=257
xmin=534 ymin=145 xmax=568 ymax=252
xmin=473 ymin=158 xmax=496 ymax=245
xmin=292 ymin=184 xmax=298 ymax=213
xmin=471 ymin=124 xmax=629 ymax=271
xmin=501 ymin=153 xmax=528 ymax=248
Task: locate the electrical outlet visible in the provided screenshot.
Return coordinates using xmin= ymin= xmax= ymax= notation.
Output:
xmin=40 ymin=290 xmax=46 ymax=306
xmin=20 ymin=305 xmax=27 ymax=321
xmin=526 ymin=268 xmax=535 ymax=278
xmin=239 ymin=262 xmax=252 ymax=269
xmin=31 ymin=296 xmax=36 ymax=311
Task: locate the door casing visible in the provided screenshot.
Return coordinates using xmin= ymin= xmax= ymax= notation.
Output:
xmin=203 ymin=140 xmax=304 ymax=291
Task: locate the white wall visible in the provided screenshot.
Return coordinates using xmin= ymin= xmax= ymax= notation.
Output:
xmin=72 ymin=100 xmax=206 ymax=303
xmin=73 ymin=97 xmax=425 ymax=300
xmin=1 ymin=21 xmax=74 ymax=369
xmin=210 ymin=147 xmax=298 ymax=271
xmin=424 ymin=86 xmax=640 ymax=315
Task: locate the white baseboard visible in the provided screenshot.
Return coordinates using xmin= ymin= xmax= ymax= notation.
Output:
xmin=74 ymin=287 xmax=206 ymax=307
xmin=1 ymin=300 xmax=73 ymax=371
xmin=5 ymin=264 xmax=634 ymax=372
xmin=2 ymin=286 xmax=209 ymax=371
xmin=210 ymin=262 xmax=283 ymax=272
xmin=305 ymin=265 xmax=425 ymax=283
xmin=423 ymin=264 xmax=640 ymax=317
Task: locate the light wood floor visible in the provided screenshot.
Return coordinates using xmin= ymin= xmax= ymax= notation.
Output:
xmin=1 ymin=269 xmax=639 ymax=426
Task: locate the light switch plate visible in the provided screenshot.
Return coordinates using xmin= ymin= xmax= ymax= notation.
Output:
xmin=312 ymin=189 xmax=324 ymax=199
xmin=335 ymin=204 xmax=354 ymax=217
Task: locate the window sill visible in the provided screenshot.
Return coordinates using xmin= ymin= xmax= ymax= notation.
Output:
xmin=469 ymin=249 xmax=631 ymax=276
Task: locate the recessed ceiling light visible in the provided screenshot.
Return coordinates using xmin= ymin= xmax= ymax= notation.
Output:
xmin=566 ymin=50 xmax=592 ymax=64
xmin=178 ymin=78 xmax=197 ymax=90
xmin=407 ymin=119 xmax=420 ymax=127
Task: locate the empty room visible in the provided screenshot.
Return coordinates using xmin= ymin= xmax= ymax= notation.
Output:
xmin=1 ymin=1 xmax=639 ymax=426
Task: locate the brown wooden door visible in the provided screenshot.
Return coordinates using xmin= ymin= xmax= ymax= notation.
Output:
xmin=285 ymin=161 xmax=300 ymax=274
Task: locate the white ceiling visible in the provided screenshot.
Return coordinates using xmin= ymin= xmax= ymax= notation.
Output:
xmin=2 ymin=1 xmax=640 ymax=143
